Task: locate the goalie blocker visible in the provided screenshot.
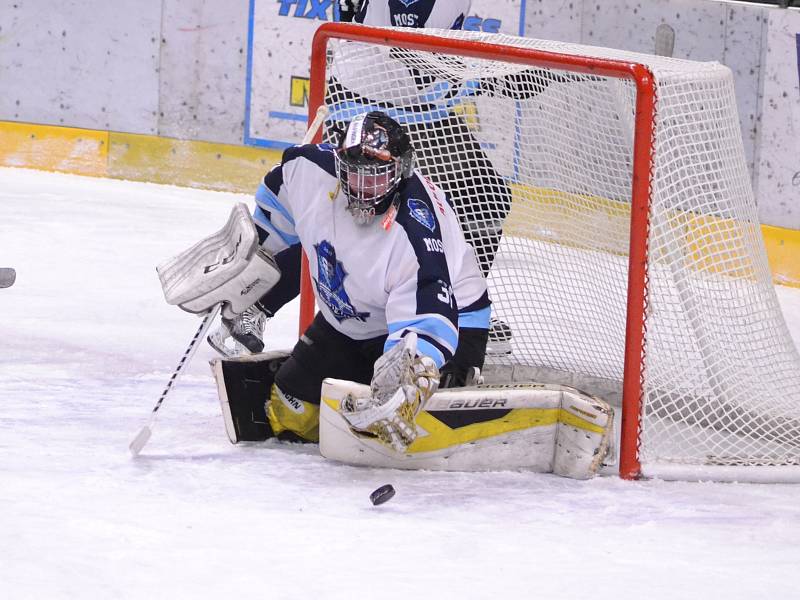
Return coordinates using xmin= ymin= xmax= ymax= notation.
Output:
xmin=156 ymin=203 xmax=281 ymax=320
xmin=211 ymin=351 xmax=290 ymax=443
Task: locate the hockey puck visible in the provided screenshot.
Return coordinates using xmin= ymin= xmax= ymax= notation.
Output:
xmin=0 ymin=267 xmax=16 ymax=289
xmin=369 ymin=484 xmax=395 ymax=506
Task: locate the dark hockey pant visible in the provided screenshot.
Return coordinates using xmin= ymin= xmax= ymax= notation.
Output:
xmin=276 ymin=312 xmax=489 ymax=407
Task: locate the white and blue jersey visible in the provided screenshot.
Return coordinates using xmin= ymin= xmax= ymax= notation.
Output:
xmin=354 ymin=0 xmax=471 ymax=30
xmin=254 ymin=143 xmax=490 ymax=368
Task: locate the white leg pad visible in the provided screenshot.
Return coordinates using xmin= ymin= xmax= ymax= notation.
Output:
xmin=553 ymin=392 xmax=615 ymax=479
xmin=319 ymin=379 xmax=614 ymax=478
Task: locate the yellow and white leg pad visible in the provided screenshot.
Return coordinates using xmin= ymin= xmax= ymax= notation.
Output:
xmin=320 ymin=379 xmax=614 ymax=479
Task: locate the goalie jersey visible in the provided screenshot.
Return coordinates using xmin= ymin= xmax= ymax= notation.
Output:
xmin=253 ymin=143 xmax=490 ymax=368
xmin=353 ymin=0 xmax=471 ymax=29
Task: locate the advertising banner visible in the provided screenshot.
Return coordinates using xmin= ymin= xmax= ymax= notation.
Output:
xmin=244 ymin=0 xmax=525 ymax=148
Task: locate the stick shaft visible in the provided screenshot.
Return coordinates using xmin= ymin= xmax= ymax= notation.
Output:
xmin=129 ymin=306 xmax=219 ymax=456
xmin=150 ymin=306 xmax=220 ymax=420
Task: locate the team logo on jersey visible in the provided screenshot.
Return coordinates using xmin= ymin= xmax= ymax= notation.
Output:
xmin=407 ymin=198 xmax=436 ymax=232
xmin=397 ymin=0 xmax=420 ymax=7
xmin=314 ymin=240 xmax=370 ymax=323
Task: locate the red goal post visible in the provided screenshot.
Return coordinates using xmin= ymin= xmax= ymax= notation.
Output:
xmin=299 ymin=23 xmax=800 ymax=482
xmin=302 ymin=22 xmax=654 ymax=480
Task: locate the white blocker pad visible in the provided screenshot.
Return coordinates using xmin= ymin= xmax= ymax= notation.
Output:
xmin=320 ymin=380 xmax=614 ymax=479
xmin=156 ymin=203 xmax=280 ymax=318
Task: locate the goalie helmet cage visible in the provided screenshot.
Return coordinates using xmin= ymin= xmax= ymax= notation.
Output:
xmin=298 ymin=23 xmax=800 ymax=482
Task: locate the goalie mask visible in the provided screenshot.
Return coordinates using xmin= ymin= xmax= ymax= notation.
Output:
xmin=335 ymin=111 xmax=414 ymax=226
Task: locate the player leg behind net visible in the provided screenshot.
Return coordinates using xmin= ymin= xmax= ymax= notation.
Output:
xmin=406 ymin=114 xmax=513 ymax=355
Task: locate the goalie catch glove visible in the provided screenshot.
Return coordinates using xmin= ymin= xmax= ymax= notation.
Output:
xmin=207 ymin=305 xmax=272 ymax=358
xmin=340 ymin=332 xmax=439 ymax=453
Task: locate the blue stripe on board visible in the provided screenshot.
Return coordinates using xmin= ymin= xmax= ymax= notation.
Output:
xmin=243 ymin=0 xmax=256 ymax=146
xmin=247 ymin=138 xmax=294 ymax=150
xmin=796 ymin=34 xmax=800 ymax=97
xmin=269 ymin=111 xmax=308 ymax=122
xmin=328 ymin=102 xmax=453 ymax=125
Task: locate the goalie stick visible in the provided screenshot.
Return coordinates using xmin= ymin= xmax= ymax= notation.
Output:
xmin=0 ymin=268 xmax=16 ymax=288
xmin=128 ymin=104 xmax=329 ymax=456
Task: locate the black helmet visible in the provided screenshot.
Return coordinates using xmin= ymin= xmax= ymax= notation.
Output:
xmin=335 ymin=111 xmax=414 ymax=225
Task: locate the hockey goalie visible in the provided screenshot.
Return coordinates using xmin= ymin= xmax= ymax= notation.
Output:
xmin=161 ymin=110 xmax=614 ymax=479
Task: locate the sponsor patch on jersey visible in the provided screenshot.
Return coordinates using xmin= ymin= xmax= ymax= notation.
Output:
xmin=419 ymin=175 xmax=446 ymax=215
xmin=408 ymin=198 xmax=436 ymax=232
xmin=314 ymin=240 xmax=370 ymax=323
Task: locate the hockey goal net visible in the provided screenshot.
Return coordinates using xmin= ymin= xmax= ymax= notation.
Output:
xmin=302 ymin=23 xmax=800 ymax=482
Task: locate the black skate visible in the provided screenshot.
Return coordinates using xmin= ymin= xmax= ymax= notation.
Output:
xmin=207 ymin=306 xmax=270 ymax=358
xmin=486 ymin=317 xmax=513 ymax=356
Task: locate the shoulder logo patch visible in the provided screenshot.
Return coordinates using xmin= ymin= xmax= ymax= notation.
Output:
xmin=407 ymin=198 xmax=436 ymax=232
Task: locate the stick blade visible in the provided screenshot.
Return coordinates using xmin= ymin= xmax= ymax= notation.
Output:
xmin=129 ymin=426 xmax=152 ymax=456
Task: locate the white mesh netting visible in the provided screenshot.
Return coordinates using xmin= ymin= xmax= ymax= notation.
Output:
xmin=318 ymin=27 xmax=800 ymax=480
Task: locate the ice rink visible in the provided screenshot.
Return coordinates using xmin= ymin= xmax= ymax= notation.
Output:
xmin=1 ymin=167 xmax=799 ymax=599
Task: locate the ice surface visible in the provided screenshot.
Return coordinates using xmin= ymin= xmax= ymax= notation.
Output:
xmin=1 ymin=167 xmax=799 ymax=599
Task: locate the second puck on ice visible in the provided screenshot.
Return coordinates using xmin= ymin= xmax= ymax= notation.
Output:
xmin=370 ymin=484 xmax=395 ymax=506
